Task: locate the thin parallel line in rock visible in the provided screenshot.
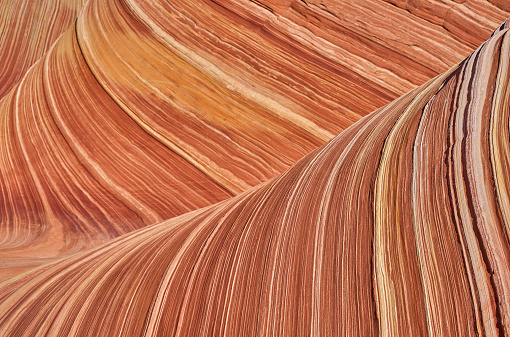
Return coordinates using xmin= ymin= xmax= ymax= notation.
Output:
xmin=309 ymin=146 xmax=347 ymax=335
xmin=180 ymin=1 xmax=387 ymax=114
xmin=29 ymin=263 xmax=97 ymax=335
xmin=322 ymin=112 xmax=386 ymax=334
xmin=8 ymin=86 xmax=47 ymax=246
xmin=489 ymin=121 xmax=510 ymax=335
xmin=489 ymin=31 xmax=510 ymax=248
xmin=0 ymin=96 xmax=21 ymax=246
xmin=116 ymin=244 xmax=165 ymax=336
xmin=484 ymin=29 xmax=510 ymax=311
xmin=85 ymin=11 xmax=273 ymax=189
xmin=142 ymin=210 xmax=223 ymax=336
xmin=125 ymin=0 xmax=336 ymax=142
xmin=457 ymin=52 xmax=503 ymax=336
xmin=250 ymin=170 xmax=310 ymax=335
xmin=0 ymin=207 xmax=193 ymax=315
xmin=490 ymin=31 xmax=510 ymax=242
xmin=374 ymin=68 xmax=457 ymax=335
xmin=221 ymin=187 xmax=281 ymax=335
xmin=253 ymin=216 xmax=277 ymax=337
xmin=74 ymin=14 xmax=237 ymax=198
xmin=372 ymin=89 xmax=426 ymax=336
xmin=452 ymin=59 xmax=490 ymax=336
xmin=0 ymin=0 xmax=83 ymax=100
xmin=141 ymin=290 xmax=160 ymax=336
xmin=468 ymin=32 xmax=510 ymax=337
xmin=410 ymin=97 xmax=434 ymax=337
xmin=260 ymin=139 xmax=334 ymax=334
xmin=0 ymin=250 xmax=88 ymax=332
xmin=362 ymin=90 xmax=422 ymax=335
xmin=444 ymin=64 xmax=484 ymax=337
xmin=100 ymin=4 xmax=300 ymax=185
xmin=141 ymin=218 xmax=208 ymax=333
xmin=344 ymin=27 xmax=443 ymax=73
xmin=309 ymin=105 xmax=390 ymax=335
xmin=461 ymin=49 xmax=505 ymax=337
xmin=172 ymin=198 xmax=246 ymax=336
xmin=369 ymin=204 xmax=379 ymax=337
xmin=40 ymin=22 xmax=147 ymax=231
xmin=27 ymin=65 xmax=93 ymax=243
xmin=61 ymin=211 xmax=208 ymax=334
xmin=10 ymin=64 xmax=57 ymax=247
xmin=307 ymin=1 xmax=446 ymax=74
xmin=372 ymin=150 xmax=387 ymax=335
xmin=45 ymin=21 xmax=161 ymax=225
xmin=65 ymin=222 xmax=182 ymax=335
xmin=202 ymin=0 xmax=474 ymax=80
xmin=216 ymin=186 xmax=276 ymax=335
xmin=22 ymin=57 xmax=119 ymax=243
xmin=425 ymin=66 xmax=473 ymax=334
xmin=223 ymin=177 xmax=292 ymax=334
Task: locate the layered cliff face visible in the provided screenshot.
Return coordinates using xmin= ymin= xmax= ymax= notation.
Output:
xmin=0 ymin=0 xmax=508 ymax=280
xmin=1 ymin=17 xmax=509 ymax=337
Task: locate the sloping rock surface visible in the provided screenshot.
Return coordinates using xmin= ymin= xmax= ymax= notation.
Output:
xmin=0 ymin=0 xmax=508 ymax=280
xmin=1 ymin=17 xmax=509 ymax=337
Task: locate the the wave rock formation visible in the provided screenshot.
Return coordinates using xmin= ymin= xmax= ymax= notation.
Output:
xmin=1 ymin=0 xmax=509 ymax=282
xmin=1 ymin=15 xmax=509 ymax=337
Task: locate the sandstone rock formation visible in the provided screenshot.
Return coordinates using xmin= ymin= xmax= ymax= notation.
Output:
xmin=0 ymin=0 xmax=85 ymax=99
xmin=1 ymin=17 xmax=509 ymax=337
xmin=0 ymin=0 xmax=508 ymax=281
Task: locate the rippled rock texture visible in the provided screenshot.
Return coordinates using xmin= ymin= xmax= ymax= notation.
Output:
xmin=1 ymin=0 xmax=509 ymax=282
xmin=1 ymin=12 xmax=510 ymax=336
xmin=0 ymin=0 xmax=85 ymax=99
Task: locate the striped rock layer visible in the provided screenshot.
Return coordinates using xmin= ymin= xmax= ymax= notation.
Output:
xmin=0 ymin=0 xmax=85 ymax=99
xmin=1 ymin=17 xmax=510 ymax=337
xmin=0 ymin=0 xmax=508 ymax=280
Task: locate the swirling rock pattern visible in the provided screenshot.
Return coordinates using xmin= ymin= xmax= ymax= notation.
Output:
xmin=1 ymin=17 xmax=509 ymax=337
xmin=0 ymin=0 xmax=85 ymax=99
xmin=0 ymin=0 xmax=508 ymax=280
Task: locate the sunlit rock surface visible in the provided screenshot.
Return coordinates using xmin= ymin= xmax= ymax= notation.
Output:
xmin=1 ymin=17 xmax=509 ymax=337
xmin=0 ymin=0 xmax=508 ymax=281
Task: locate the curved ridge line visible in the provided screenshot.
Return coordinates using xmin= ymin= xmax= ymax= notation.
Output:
xmin=75 ymin=2 xmax=242 ymax=196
